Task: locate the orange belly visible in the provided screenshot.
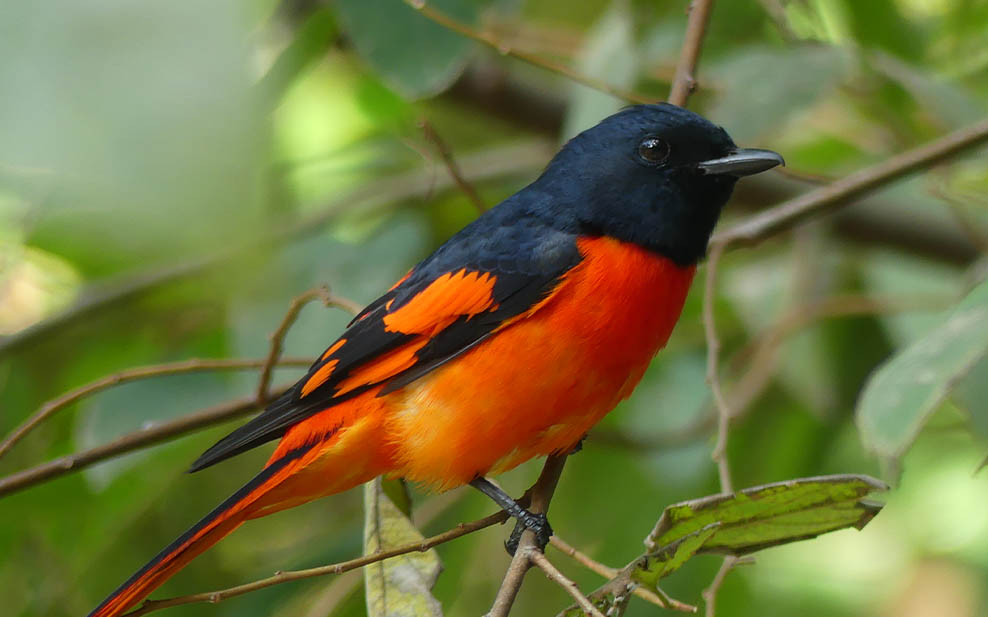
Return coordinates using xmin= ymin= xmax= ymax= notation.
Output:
xmin=383 ymin=236 xmax=695 ymax=490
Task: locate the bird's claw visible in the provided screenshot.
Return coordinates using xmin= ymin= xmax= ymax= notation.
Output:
xmin=504 ymin=511 xmax=552 ymax=556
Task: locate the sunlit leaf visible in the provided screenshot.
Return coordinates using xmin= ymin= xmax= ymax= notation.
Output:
xmin=335 ymin=0 xmax=477 ymax=99
xmin=563 ymin=475 xmax=885 ymax=617
xmin=856 ymin=279 xmax=988 ymax=470
xmin=644 ymin=474 xmax=886 ymax=557
xmin=363 ymin=478 xmax=443 ymax=617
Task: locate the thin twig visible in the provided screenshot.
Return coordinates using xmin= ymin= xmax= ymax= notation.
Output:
xmin=419 ymin=119 xmax=488 ymax=213
xmin=700 ymin=238 xmax=735 ymax=617
xmin=121 ymin=508 xmax=516 ymax=616
xmin=702 ymin=242 xmax=732 ymax=493
xmin=404 ymin=0 xmax=651 ymax=104
xmin=488 ymin=454 xmax=568 ymax=617
xmin=667 ymin=0 xmax=717 ymax=107
xmin=715 ymin=116 xmax=988 ymax=246
xmin=528 ymin=549 xmax=604 ymax=617
xmin=927 ymin=178 xmax=988 ymax=253
xmin=549 ymin=536 xmax=694 ymax=611
xmin=0 ymin=358 xmax=312 ymax=462
xmin=0 ymin=384 xmax=292 ymax=498
xmin=255 ymin=285 xmax=356 ymax=404
xmin=701 ymin=556 xmax=737 ymax=617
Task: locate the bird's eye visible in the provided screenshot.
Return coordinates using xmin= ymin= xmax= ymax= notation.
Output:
xmin=637 ymin=137 xmax=671 ymax=166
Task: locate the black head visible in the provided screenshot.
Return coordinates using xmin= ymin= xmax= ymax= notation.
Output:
xmin=529 ymin=103 xmax=783 ymax=265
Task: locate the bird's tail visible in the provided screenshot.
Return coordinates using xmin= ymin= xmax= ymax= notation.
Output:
xmin=87 ymin=396 xmax=392 ymax=617
xmin=86 ymin=443 xmax=316 ymax=617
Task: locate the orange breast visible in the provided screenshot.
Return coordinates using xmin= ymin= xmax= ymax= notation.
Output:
xmin=384 ymin=236 xmax=696 ymax=490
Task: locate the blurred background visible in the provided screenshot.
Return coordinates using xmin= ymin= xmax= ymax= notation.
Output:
xmin=2 ymin=1 xmax=987 ymax=616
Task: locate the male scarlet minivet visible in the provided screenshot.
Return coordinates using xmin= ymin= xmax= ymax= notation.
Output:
xmin=89 ymin=103 xmax=783 ymax=617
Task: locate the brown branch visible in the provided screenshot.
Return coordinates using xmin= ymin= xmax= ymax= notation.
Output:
xmin=667 ymin=0 xmax=717 ymax=107
xmin=715 ymin=116 xmax=988 ymax=247
xmin=701 ymin=556 xmax=738 ymax=617
xmin=404 ymin=0 xmax=651 ymax=105
xmin=0 ymin=358 xmax=312 ymax=462
xmin=488 ymin=454 xmax=568 ymax=617
xmin=528 ymin=550 xmax=604 ymax=617
xmin=122 ymin=507 xmax=516 ymax=617
xmin=0 ymin=283 xmax=361 ymax=496
xmin=419 ymin=119 xmax=488 ymax=213
xmin=702 ymin=242 xmax=732 ymax=493
xmin=549 ymin=536 xmax=694 ymax=611
xmin=0 ymin=383 xmax=295 ymax=498
xmin=255 ymin=286 xmax=359 ymax=404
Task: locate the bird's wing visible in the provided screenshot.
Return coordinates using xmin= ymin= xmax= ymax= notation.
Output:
xmin=189 ymin=237 xmax=581 ymax=472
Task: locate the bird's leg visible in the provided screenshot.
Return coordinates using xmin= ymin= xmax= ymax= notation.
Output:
xmin=469 ymin=477 xmax=553 ymax=555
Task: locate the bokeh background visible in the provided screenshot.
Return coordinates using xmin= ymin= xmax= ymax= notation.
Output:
xmin=2 ymin=1 xmax=987 ymax=616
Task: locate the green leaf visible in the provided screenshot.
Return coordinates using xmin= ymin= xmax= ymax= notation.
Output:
xmin=335 ymin=0 xmax=477 ymax=100
xmin=707 ymin=45 xmax=848 ymax=142
xmin=564 ymin=475 xmax=885 ymax=616
xmin=644 ymin=474 xmax=886 ymax=557
xmin=363 ymin=478 xmax=443 ymax=617
xmin=856 ymin=279 xmax=988 ymax=470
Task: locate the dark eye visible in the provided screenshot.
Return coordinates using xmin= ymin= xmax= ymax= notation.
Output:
xmin=637 ymin=137 xmax=670 ymax=165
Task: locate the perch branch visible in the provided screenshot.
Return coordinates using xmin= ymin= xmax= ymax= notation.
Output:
xmin=488 ymin=453 xmax=568 ymax=617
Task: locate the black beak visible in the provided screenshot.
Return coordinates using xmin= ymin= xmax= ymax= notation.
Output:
xmin=697 ymin=148 xmax=785 ymax=177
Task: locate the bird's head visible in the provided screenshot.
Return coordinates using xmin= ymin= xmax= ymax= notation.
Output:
xmin=533 ymin=103 xmax=783 ymax=265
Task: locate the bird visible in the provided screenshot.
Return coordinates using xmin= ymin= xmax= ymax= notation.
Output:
xmin=87 ymin=103 xmax=782 ymax=617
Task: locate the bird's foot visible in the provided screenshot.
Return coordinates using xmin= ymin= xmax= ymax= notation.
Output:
xmin=504 ymin=511 xmax=553 ymax=556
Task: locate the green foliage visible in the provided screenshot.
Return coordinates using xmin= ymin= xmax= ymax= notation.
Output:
xmin=335 ymin=0 xmax=479 ymax=99
xmin=563 ymin=475 xmax=886 ymax=616
xmin=857 ymin=278 xmax=988 ymax=473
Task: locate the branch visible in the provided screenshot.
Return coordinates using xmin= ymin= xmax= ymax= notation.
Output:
xmin=715 ymin=116 xmax=988 ymax=247
xmin=702 ymin=242 xmax=732 ymax=493
xmin=0 ymin=384 xmax=299 ymax=498
xmin=255 ymin=286 xmax=360 ymax=404
xmin=488 ymin=453 xmax=568 ymax=617
xmin=528 ymin=550 xmax=604 ymax=617
xmin=701 ymin=556 xmax=739 ymax=617
xmin=419 ymin=119 xmax=488 ymax=213
xmin=668 ymin=0 xmax=717 ymax=107
xmin=549 ymin=536 xmax=695 ymax=612
xmin=122 ymin=507 xmax=516 ymax=616
xmin=404 ymin=0 xmax=652 ymax=104
xmin=0 ymin=358 xmax=312 ymax=462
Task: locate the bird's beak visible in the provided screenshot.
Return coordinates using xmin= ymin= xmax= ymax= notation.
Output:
xmin=697 ymin=148 xmax=785 ymax=177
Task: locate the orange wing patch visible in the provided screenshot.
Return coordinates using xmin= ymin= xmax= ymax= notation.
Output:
xmin=333 ymin=339 xmax=429 ymax=396
xmin=301 ymin=359 xmax=340 ymax=397
xmin=383 ymin=269 xmax=497 ymax=336
xmin=320 ymin=338 xmax=347 ymax=361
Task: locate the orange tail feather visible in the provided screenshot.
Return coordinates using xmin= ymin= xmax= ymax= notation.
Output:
xmin=87 ymin=444 xmax=314 ymax=617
